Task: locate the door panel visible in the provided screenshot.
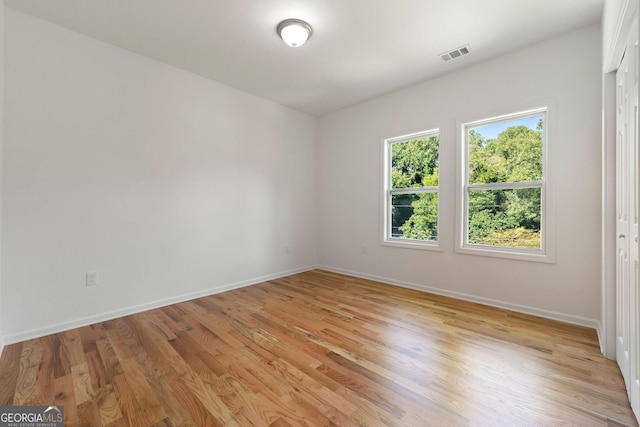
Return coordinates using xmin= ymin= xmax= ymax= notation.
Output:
xmin=617 ymin=51 xmax=631 ymax=389
xmin=630 ymin=30 xmax=640 ymax=417
xmin=616 ymin=19 xmax=640 ymax=421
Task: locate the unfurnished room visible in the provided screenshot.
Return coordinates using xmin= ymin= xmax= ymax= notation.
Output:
xmin=0 ymin=0 xmax=638 ymax=426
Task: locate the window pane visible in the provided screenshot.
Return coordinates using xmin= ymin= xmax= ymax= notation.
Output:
xmin=468 ymin=115 xmax=543 ymax=185
xmin=391 ymin=136 xmax=439 ymax=189
xmin=467 ymin=188 xmax=540 ymax=249
xmin=392 ymin=193 xmax=438 ymax=241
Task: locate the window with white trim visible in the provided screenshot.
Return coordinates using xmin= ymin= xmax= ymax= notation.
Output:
xmin=459 ymin=108 xmax=552 ymax=261
xmin=383 ymin=130 xmax=440 ymax=248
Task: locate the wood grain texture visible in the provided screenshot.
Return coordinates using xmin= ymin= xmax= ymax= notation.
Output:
xmin=0 ymin=269 xmax=637 ymax=426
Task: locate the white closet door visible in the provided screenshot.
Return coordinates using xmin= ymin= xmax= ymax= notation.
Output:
xmin=616 ymin=42 xmax=631 ymax=391
xmin=629 ymin=20 xmax=640 ymax=417
xmin=617 ymin=18 xmax=640 ymax=420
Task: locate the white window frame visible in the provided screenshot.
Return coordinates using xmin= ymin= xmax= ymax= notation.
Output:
xmin=382 ymin=129 xmax=442 ymax=251
xmin=456 ymin=106 xmax=555 ymax=263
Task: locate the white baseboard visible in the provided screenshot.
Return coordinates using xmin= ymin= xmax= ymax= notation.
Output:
xmin=320 ymin=266 xmax=600 ymax=330
xmin=2 ymin=264 xmax=601 ymax=346
xmin=596 ymin=325 xmax=610 ymax=359
xmin=3 ymin=265 xmax=320 ymax=345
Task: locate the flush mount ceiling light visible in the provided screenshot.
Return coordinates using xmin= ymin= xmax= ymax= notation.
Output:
xmin=277 ymin=19 xmax=312 ymax=47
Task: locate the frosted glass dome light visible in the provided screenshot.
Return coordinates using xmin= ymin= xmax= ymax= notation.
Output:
xmin=277 ymin=19 xmax=312 ymax=48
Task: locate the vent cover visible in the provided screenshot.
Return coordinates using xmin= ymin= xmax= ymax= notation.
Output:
xmin=439 ymin=45 xmax=471 ymax=62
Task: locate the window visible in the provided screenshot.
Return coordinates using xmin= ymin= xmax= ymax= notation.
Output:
xmin=458 ymin=107 xmax=553 ymax=262
xmin=383 ymin=129 xmax=440 ymax=249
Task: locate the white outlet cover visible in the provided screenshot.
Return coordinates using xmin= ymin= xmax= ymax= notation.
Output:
xmin=86 ymin=272 xmax=98 ymax=286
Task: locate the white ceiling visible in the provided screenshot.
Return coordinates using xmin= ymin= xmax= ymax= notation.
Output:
xmin=4 ymin=0 xmax=604 ymax=117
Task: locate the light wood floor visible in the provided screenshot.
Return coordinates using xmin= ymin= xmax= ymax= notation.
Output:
xmin=0 ymin=269 xmax=637 ymax=426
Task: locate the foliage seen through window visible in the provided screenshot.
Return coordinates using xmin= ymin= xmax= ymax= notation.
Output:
xmin=389 ymin=134 xmax=439 ymax=242
xmin=466 ymin=114 xmax=544 ymax=250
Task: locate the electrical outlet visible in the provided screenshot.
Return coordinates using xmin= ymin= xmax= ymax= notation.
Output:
xmin=285 ymin=245 xmax=291 ymax=254
xmin=362 ymin=244 xmax=368 ymax=254
xmin=86 ymin=272 xmax=98 ymax=286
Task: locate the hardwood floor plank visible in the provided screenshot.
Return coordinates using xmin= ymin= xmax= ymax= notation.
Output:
xmin=71 ymin=361 xmax=94 ymax=405
xmin=77 ymin=399 xmax=103 ymax=427
xmin=162 ymin=342 xmax=240 ymax=427
xmin=119 ymin=357 xmax=167 ymax=425
xmin=112 ymin=373 xmax=149 ymax=427
xmin=266 ymin=358 xmax=359 ymax=426
xmin=316 ymin=355 xmax=408 ymax=420
xmin=143 ymin=311 xmax=178 ymax=342
xmin=13 ymin=339 xmax=39 ymax=405
xmin=164 ymin=377 xmax=221 ymax=427
xmin=54 ymin=374 xmax=79 ymax=427
xmin=96 ymin=338 xmax=124 ymax=381
xmin=63 ymin=329 xmax=87 ymax=368
xmin=95 ymin=384 xmax=124 ymax=426
xmin=33 ymin=335 xmax=55 ymax=404
xmin=269 ymin=418 xmax=293 ymax=427
xmin=0 ymin=269 xmax=636 ymax=426
xmin=78 ymin=324 xmax=101 ymax=355
xmin=106 ymin=328 xmax=133 ymax=361
xmin=122 ymin=328 xmax=194 ymax=426
xmin=0 ymin=342 xmax=22 ymax=405
xmin=86 ymin=350 xmax=108 ymax=392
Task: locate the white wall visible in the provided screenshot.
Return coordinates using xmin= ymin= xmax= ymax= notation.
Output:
xmin=317 ymin=24 xmax=602 ymax=327
xmin=2 ymin=9 xmax=318 ymax=342
xmin=0 ymin=3 xmax=5 ymax=356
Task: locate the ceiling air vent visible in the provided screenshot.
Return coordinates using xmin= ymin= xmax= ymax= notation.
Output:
xmin=439 ymin=45 xmax=471 ymax=62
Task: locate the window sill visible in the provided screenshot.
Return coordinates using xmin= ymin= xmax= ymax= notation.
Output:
xmin=456 ymin=244 xmax=555 ymax=263
xmin=382 ymin=238 xmax=443 ymax=252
